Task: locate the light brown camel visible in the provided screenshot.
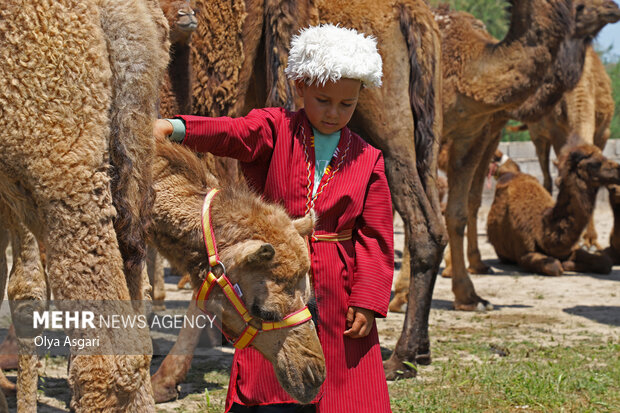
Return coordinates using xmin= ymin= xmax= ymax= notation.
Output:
xmin=487 ymin=144 xmax=617 ymax=275
xmin=150 ymin=0 xmax=446 ymax=393
xmin=512 ymin=46 xmax=616 ymax=249
xmin=0 ymin=0 xmax=170 ymax=410
xmin=148 ymin=136 xmax=326 ymax=403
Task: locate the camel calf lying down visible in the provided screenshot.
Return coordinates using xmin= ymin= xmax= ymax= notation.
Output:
xmin=487 ymin=144 xmax=617 ymax=276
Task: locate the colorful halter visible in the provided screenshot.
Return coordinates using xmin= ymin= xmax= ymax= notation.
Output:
xmin=195 ymin=188 xmax=313 ymax=349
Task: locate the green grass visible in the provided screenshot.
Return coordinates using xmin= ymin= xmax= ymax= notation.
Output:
xmin=389 ymin=335 xmax=620 ymax=412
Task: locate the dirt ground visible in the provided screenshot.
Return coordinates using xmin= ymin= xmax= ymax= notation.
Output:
xmin=4 ymin=194 xmax=620 ymax=412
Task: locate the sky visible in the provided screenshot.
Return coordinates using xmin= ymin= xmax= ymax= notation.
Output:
xmin=594 ymin=0 xmax=620 ymax=61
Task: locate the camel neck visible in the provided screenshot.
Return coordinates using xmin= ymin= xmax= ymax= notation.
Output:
xmin=542 ymin=175 xmax=598 ymax=256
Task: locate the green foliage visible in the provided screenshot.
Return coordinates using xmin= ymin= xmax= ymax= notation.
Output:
xmin=427 ymin=0 xmax=509 ymax=39
xmin=607 ymin=61 xmax=620 ymax=139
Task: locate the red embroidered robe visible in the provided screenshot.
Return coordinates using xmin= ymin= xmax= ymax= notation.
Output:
xmin=179 ymin=107 xmax=394 ymax=412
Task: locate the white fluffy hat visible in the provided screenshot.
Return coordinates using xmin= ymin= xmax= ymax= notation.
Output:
xmin=285 ymin=24 xmax=382 ymax=88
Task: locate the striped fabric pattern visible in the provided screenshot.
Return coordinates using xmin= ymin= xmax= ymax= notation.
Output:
xmin=180 ymin=107 xmax=394 ymax=413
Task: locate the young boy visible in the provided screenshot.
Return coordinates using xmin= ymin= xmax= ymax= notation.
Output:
xmin=154 ymin=24 xmax=394 ymax=413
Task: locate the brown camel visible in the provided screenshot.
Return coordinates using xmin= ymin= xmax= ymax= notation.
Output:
xmin=604 ymin=184 xmax=620 ymax=264
xmin=148 ymin=136 xmax=326 ymax=403
xmin=436 ymin=0 xmax=620 ymax=311
xmin=487 ymin=144 xmax=617 ymax=276
xmin=388 ymin=148 xmax=508 ymax=313
xmin=0 ymin=0 xmax=170 ymax=410
xmin=313 ymin=0 xmax=448 ymax=380
xmin=515 ymin=46 xmax=615 ymax=249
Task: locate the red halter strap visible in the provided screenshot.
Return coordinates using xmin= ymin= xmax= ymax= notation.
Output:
xmin=195 ymin=189 xmax=313 ymax=349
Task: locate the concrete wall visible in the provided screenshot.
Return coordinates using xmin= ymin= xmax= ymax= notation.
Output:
xmin=446 ymin=140 xmax=620 ymax=202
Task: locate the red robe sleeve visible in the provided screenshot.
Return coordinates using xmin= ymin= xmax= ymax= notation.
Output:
xmin=177 ymin=107 xmax=283 ymax=165
xmin=349 ymin=153 xmax=394 ymax=318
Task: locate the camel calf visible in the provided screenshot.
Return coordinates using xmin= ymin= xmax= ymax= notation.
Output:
xmin=487 ymin=144 xmax=617 ymax=276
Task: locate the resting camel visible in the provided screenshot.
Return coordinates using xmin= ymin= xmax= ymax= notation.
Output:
xmin=487 ymin=144 xmax=617 ymax=275
xmin=436 ymin=0 xmax=620 ymax=310
xmin=604 ymin=184 xmax=620 ymax=264
xmin=511 ymin=46 xmax=616 ymax=250
xmin=0 ymin=0 xmax=171 ymax=411
xmin=148 ymin=136 xmax=326 ymax=403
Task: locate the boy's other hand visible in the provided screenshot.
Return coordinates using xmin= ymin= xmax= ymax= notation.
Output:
xmin=344 ymin=306 xmax=375 ymax=339
xmin=153 ymin=119 xmax=173 ymax=140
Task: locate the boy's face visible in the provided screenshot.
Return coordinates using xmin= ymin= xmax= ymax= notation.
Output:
xmin=295 ymin=78 xmax=362 ymax=135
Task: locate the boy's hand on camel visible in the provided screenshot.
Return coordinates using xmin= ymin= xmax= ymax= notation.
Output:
xmin=153 ymin=119 xmax=174 ymax=140
xmin=344 ymin=306 xmax=375 ymax=338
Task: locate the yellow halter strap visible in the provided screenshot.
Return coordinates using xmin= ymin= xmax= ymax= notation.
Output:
xmin=195 ymin=188 xmax=313 ymax=349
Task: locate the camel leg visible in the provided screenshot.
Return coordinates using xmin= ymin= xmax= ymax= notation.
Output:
xmin=381 ymin=150 xmax=447 ymax=378
xmin=37 ymin=173 xmax=154 ymax=412
xmin=604 ymin=184 xmax=620 ymax=264
xmin=147 ymin=246 xmax=166 ymax=310
xmin=151 ymin=296 xmax=205 ymax=403
xmin=533 ymin=136 xmax=553 ymax=194
xmin=581 ymin=215 xmax=601 ymax=251
xmin=445 ymin=136 xmax=492 ymax=311
xmin=0 ymin=325 xmax=18 ymax=371
xmin=562 ymin=248 xmax=612 ymax=274
xmin=465 ymin=132 xmax=501 ymax=275
xmin=6 ymin=221 xmax=47 ymax=412
xmin=517 ymin=252 xmax=563 ymax=276
xmin=388 ymin=231 xmax=410 ymax=313
xmin=0 ymin=224 xmax=15 ymax=401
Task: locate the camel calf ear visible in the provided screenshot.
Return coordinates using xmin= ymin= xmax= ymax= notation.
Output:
xmin=293 ymin=210 xmax=316 ymax=237
xmin=246 ymin=243 xmax=276 ymax=265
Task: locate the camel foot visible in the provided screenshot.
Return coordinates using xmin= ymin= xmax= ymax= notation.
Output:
xmin=415 ymin=350 xmax=432 ymax=366
xmin=383 ymin=357 xmax=417 ymax=381
xmin=177 ymin=274 xmax=191 ymax=290
xmin=467 ymin=262 xmax=493 ymax=275
xmin=440 ymin=267 xmax=452 ymax=278
xmin=388 ymin=296 xmax=407 ymax=313
xmin=542 ymin=260 xmax=563 ymax=276
xmin=151 ymin=376 xmax=179 ymax=403
xmin=453 ymin=298 xmax=493 ymax=312
xmin=0 ymin=376 xmax=15 ymax=395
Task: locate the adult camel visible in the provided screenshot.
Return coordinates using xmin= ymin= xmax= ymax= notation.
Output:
xmin=438 ymin=0 xmax=575 ymax=310
xmin=0 ymin=0 xmax=170 ymax=410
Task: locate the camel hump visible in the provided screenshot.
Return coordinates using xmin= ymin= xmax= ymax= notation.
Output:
xmin=397 ymin=3 xmax=439 ymax=173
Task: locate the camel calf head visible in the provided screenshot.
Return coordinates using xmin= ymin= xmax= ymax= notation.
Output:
xmin=558 ymin=144 xmax=620 ymax=187
xmin=150 ymin=139 xmax=325 ymax=402
xmin=215 ymin=203 xmax=325 ymax=403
